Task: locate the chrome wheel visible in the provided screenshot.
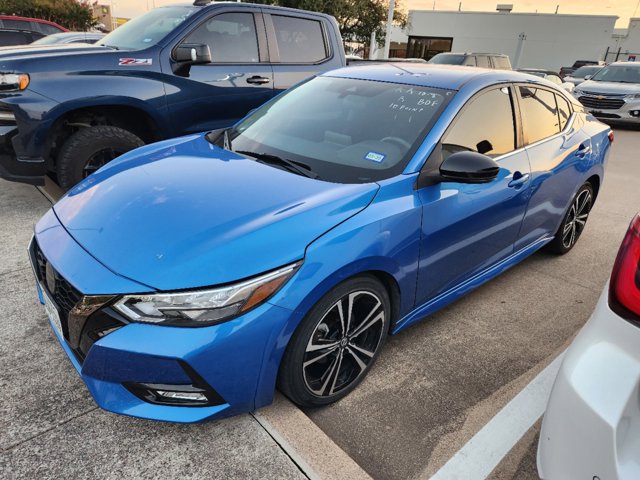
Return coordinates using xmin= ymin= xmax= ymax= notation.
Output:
xmin=562 ymin=188 xmax=592 ymax=249
xmin=303 ymin=291 xmax=385 ymax=397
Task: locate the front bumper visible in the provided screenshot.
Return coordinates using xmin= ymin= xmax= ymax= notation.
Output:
xmin=538 ymin=286 xmax=640 ymax=479
xmin=32 ymin=209 xmax=293 ymax=422
xmin=576 ymin=94 xmax=640 ymax=124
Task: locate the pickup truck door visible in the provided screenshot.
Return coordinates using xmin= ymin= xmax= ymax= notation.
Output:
xmin=165 ymin=9 xmax=274 ymax=134
xmin=262 ymin=11 xmax=343 ymax=92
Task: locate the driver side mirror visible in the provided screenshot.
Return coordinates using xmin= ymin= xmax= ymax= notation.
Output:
xmin=172 ymin=43 xmax=212 ymax=64
xmin=584 ymin=75 xmax=592 ymax=80
xmin=440 ymin=151 xmax=500 ymax=183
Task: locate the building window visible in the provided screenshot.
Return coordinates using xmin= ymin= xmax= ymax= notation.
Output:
xmin=406 ymin=36 xmax=453 ymax=61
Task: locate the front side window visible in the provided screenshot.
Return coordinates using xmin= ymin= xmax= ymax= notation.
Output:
xmin=184 ymin=12 xmax=259 ymax=63
xmin=271 ymin=15 xmax=327 ymax=63
xmin=228 ymin=76 xmax=453 ymax=183
xmin=442 ymin=87 xmax=516 ymax=158
xmin=429 ymin=53 xmax=466 ymax=65
xmin=493 ymin=56 xmax=511 ymax=69
xmin=519 ymin=87 xmax=560 ymax=144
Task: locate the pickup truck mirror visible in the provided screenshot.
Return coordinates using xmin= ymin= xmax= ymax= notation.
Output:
xmin=173 ymin=43 xmax=212 ymax=65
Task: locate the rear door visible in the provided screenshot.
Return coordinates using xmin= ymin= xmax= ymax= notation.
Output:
xmin=166 ymin=7 xmax=274 ymax=134
xmin=415 ymin=85 xmax=531 ymax=305
xmin=263 ymin=12 xmax=335 ymax=92
xmin=515 ymin=86 xmax=592 ymax=250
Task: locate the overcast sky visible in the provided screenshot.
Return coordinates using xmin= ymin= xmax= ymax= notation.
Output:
xmin=110 ymin=0 xmax=639 ymax=28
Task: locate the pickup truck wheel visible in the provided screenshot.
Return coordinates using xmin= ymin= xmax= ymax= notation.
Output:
xmin=56 ymin=126 xmax=144 ymax=189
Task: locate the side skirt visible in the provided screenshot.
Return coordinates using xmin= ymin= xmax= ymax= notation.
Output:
xmin=392 ymin=235 xmax=553 ymax=334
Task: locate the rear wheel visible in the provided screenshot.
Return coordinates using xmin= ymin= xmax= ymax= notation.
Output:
xmin=278 ymin=275 xmax=390 ymax=407
xmin=546 ymin=183 xmax=594 ymax=254
xmin=56 ymin=125 xmax=144 ymax=190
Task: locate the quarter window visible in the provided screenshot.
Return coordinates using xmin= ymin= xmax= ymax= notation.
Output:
xmin=476 ymin=55 xmax=490 ymax=68
xmin=442 ymin=87 xmax=516 ymax=158
xmin=556 ymin=94 xmax=572 ymax=131
xmin=518 ymin=87 xmax=561 ymax=144
xmin=271 ymin=15 xmax=327 ymax=63
xmin=184 ymin=12 xmax=259 ymax=63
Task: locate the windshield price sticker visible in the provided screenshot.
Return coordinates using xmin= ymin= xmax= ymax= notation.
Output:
xmin=365 ymin=151 xmax=386 ymax=163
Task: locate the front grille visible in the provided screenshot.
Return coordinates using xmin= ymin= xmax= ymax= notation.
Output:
xmin=30 ymin=238 xmax=117 ymax=363
xmin=578 ymin=96 xmax=625 ymax=110
xmin=32 ymin=240 xmax=82 ymax=328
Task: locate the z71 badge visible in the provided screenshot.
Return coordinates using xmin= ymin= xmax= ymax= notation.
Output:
xmin=119 ymin=58 xmax=153 ymax=66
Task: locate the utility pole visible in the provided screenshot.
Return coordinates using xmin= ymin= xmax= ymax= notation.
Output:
xmin=383 ymin=0 xmax=395 ymax=59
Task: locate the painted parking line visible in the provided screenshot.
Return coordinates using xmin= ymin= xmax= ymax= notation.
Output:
xmin=428 ymin=353 xmax=565 ymax=480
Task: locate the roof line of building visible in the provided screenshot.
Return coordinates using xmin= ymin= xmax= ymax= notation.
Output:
xmin=408 ymin=10 xmax=619 ymax=20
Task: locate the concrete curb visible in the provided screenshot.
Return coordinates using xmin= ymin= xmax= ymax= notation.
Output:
xmin=255 ymin=394 xmax=373 ymax=480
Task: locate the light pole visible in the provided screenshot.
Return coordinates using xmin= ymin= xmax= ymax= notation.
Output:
xmin=383 ymin=0 xmax=395 ymax=59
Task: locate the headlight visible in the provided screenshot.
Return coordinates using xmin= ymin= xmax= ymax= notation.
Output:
xmin=0 ymin=73 xmax=29 ymax=92
xmin=625 ymin=93 xmax=640 ymax=100
xmin=114 ymin=261 xmax=301 ymax=326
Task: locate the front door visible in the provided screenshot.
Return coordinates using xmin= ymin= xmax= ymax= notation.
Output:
xmin=166 ymin=10 xmax=274 ymax=134
xmin=415 ymin=86 xmax=531 ymax=305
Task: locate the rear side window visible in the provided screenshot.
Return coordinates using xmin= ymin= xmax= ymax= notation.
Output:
xmin=271 ymin=15 xmax=327 ymax=63
xmin=39 ymin=23 xmax=64 ymax=35
xmin=185 ymin=12 xmax=259 ymax=63
xmin=476 ymin=55 xmax=490 ymax=68
xmin=442 ymin=86 xmax=516 ymax=158
xmin=518 ymin=87 xmax=561 ymax=144
xmin=556 ymin=94 xmax=572 ymax=130
xmin=2 ymin=19 xmax=28 ymax=30
xmin=492 ymin=56 xmax=511 ymax=69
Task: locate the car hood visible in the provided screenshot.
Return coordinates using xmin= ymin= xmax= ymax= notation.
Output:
xmin=576 ymin=80 xmax=640 ymax=95
xmin=0 ymin=44 xmax=108 ymax=61
xmin=53 ymin=135 xmax=379 ymax=291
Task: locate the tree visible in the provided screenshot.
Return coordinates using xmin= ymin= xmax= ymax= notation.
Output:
xmin=1 ymin=0 xmax=97 ymax=31
xmin=250 ymin=0 xmax=406 ymax=46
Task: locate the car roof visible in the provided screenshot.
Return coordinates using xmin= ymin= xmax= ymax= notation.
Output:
xmin=435 ymin=52 xmax=509 ymax=57
xmin=324 ymin=63 xmax=550 ymax=91
xmin=517 ymin=68 xmax=558 ymax=75
xmin=0 ymin=15 xmax=67 ymax=30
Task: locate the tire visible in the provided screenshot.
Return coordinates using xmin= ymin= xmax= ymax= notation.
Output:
xmin=56 ymin=125 xmax=144 ymax=190
xmin=546 ymin=183 xmax=594 ymax=254
xmin=278 ymin=275 xmax=391 ymax=407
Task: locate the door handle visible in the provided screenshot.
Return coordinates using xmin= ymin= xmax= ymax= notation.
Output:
xmin=246 ymin=76 xmax=271 ymax=85
xmin=508 ymin=172 xmax=530 ymax=188
xmin=576 ymin=143 xmax=591 ymax=158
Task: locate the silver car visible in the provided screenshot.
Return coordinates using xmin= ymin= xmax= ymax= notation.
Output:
xmin=573 ymin=62 xmax=640 ymax=124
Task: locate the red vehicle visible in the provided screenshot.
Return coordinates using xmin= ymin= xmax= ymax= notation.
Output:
xmin=0 ymin=15 xmax=68 ymax=35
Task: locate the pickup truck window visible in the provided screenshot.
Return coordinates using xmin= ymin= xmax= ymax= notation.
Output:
xmin=184 ymin=12 xmax=259 ymax=63
xmin=97 ymin=6 xmax=196 ymax=50
xmin=229 ymin=76 xmax=453 ymax=183
xmin=271 ymin=15 xmax=327 ymax=63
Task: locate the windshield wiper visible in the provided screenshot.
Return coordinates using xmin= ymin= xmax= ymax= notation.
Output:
xmin=101 ymin=44 xmax=119 ymax=50
xmin=235 ymin=150 xmax=318 ymax=179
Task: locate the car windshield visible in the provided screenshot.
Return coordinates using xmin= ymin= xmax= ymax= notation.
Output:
xmin=590 ymin=64 xmax=640 ymax=84
xmin=227 ymin=76 xmax=454 ymax=183
xmin=572 ymin=66 xmax=601 ymax=78
xmin=97 ymin=6 xmax=196 ymax=50
xmin=429 ymin=54 xmax=466 ymax=65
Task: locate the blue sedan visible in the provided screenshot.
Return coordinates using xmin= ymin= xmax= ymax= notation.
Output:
xmin=30 ymin=64 xmax=611 ymax=422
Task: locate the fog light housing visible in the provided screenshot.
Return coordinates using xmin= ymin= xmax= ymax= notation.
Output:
xmin=124 ymin=382 xmax=225 ymax=407
xmin=631 ymin=110 xmax=640 ymax=117
xmin=123 ymin=360 xmax=225 ymax=407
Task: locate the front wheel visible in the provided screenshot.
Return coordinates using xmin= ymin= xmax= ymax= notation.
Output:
xmin=546 ymin=183 xmax=594 ymax=254
xmin=278 ymin=275 xmax=390 ymax=407
xmin=56 ymin=125 xmax=144 ymax=190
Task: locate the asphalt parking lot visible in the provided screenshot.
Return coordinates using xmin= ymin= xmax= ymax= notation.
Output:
xmin=1 ymin=128 xmax=637 ymax=480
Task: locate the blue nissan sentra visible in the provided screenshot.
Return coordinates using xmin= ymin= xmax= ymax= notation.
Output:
xmin=30 ymin=64 xmax=611 ymax=422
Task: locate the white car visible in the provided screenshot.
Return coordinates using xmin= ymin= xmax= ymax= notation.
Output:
xmin=538 ymin=213 xmax=640 ymax=479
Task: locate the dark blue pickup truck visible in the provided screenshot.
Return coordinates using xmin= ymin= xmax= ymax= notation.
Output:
xmin=0 ymin=1 xmax=346 ymax=189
